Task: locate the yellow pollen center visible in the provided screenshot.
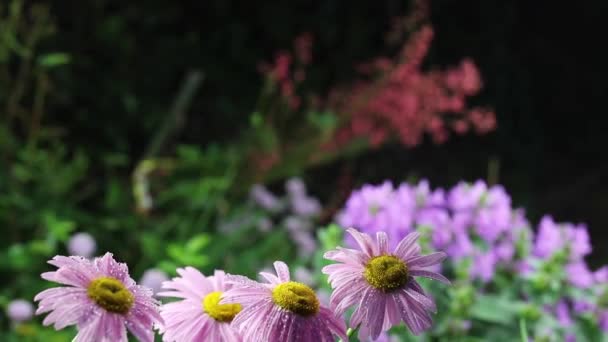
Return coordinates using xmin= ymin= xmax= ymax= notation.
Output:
xmin=271 ymin=281 xmax=319 ymax=316
xmin=369 ymin=204 xmax=380 ymax=215
xmin=202 ymin=291 xmax=242 ymax=322
xmin=364 ymin=255 xmax=409 ymax=292
xmin=87 ymin=277 xmax=134 ymax=314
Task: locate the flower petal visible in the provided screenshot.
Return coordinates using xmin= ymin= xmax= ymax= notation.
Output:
xmin=394 ymin=232 xmax=420 ymax=259
xmin=407 ymin=252 xmax=446 ymax=268
xmin=347 ymin=228 xmax=377 ymax=258
xmin=366 ymin=292 xmax=387 ymax=340
xmin=376 ymin=232 xmax=389 ymax=255
xmin=273 ymin=261 xmax=291 ymax=282
xmin=404 ymin=286 xmax=436 ymax=313
xmin=409 ymin=270 xmax=451 ymax=284
xmin=259 ymin=272 xmax=282 ymax=285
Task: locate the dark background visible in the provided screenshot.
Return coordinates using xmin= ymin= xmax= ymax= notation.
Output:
xmin=43 ymin=0 xmax=608 ymax=265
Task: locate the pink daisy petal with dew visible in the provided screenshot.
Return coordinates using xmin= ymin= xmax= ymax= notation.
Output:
xmin=221 ymin=261 xmax=347 ymax=342
xmin=157 ymin=268 xmax=242 ymax=342
xmin=322 ymin=228 xmax=450 ymax=341
xmin=34 ymin=252 xmax=162 ymax=342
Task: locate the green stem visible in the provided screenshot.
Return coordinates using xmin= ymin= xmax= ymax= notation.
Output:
xmin=519 ymin=317 xmax=529 ymax=342
xmin=339 ymin=324 xmax=360 ymax=342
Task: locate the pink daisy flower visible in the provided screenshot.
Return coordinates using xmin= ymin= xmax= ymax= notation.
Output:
xmin=222 ymin=261 xmax=347 ymax=342
xmin=323 ymin=228 xmax=450 ymax=340
xmin=157 ymin=268 xmax=242 ymax=341
xmin=34 ymin=252 xmax=162 ymax=342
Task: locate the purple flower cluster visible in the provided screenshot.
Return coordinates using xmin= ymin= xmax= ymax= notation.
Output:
xmin=338 ymin=180 xmax=528 ymax=282
xmin=249 ymin=178 xmax=321 ymax=218
xmin=250 ymin=184 xmax=284 ymax=213
xmin=532 ymin=215 xmax=593 ymax=288
xmin=67 ymin=232 xmax=97 ymax=258
xmin=139 ymin=268 xmax=169 ymax=296
xmin=286 ymin=178 xmax=322 ymax=218
xmin=545 ymin=265 xmax=608 ymax=335
xmin=6 ymin=299 xmax=34 ymax=323
xmin=249 ymin=178 xmax=321 ymax=257
xmin=339 ymin=179 xmax=608 ymax=336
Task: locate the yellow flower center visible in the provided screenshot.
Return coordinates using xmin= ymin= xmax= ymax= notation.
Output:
xmin=369 ymin=203 xmax=381 ymax=215
xmin=202 ymin=291 xmax=242 ymax=322
xmin=271 ymin=281 xmax=319 ymax=316
xmin=364 ymin=255 xmax=409 ymax=292
xmin=87 ymin=277 xmax=134 ymax=314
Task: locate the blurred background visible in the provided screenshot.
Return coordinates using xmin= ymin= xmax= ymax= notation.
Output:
xmin=1 ymin=0 xmax=608 ymax=340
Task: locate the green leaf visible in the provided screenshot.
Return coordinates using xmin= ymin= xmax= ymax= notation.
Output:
xmin=317 ymin=223 xmax=343 ymax=251
xmin=167 ymin=244 xmax=186 ymax=261
xmin=104 ymin=179 xmax=124 ymax=209
xmin=140 ymin=233 xmax=162 ymax=259
xmin=470 ymin=295 xmax=526 ymax=325
xmin=29 ymin=239 xmax=54 ymax=256
xmin=176 ymin=145 xmax=202 ymax=162
xmin=102 ymin=153 xmax=129 ymax=167
xmin=11 ymin=164 xmax=30 ymax=182
xmin=250 ymin=111 xmax=264 ymax=127
xmin=43 ymin=212 xmax=76 ymax=241
xmin=166 ymin=237 xmax=210 ymax=268
xmin=185 ymin=234 xmax=211 ymax=253
xmin=6 ymin=244 xmax=32 ymax=269
xmin=158 ymin=260 xmax=180 ymax=275
xmin=37 ymin=52 xmax=71 ymax=67
xmin=307 ymin=110 xmax=338 ymax=132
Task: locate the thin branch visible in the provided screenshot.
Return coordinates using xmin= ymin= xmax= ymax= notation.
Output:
xmin=143 ymin=70 xmax=204 ymax=159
